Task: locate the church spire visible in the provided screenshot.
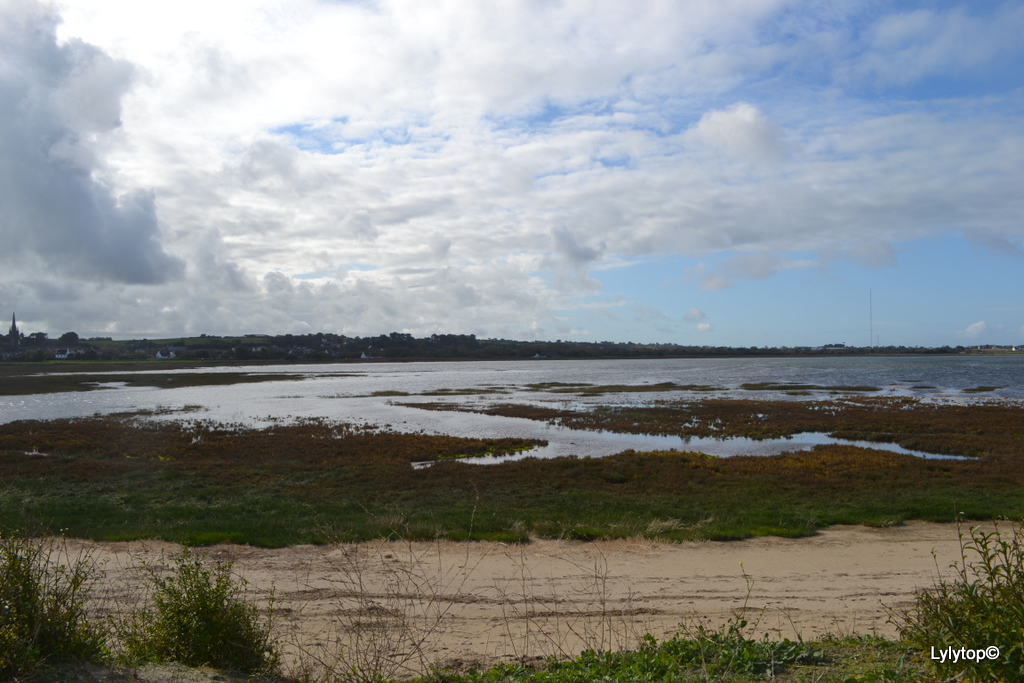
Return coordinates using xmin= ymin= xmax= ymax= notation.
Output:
xmin=8 ymin=312 xmax=19 ymax=347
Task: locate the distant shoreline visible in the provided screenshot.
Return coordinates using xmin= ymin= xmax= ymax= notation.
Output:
xmin=2 ymin=348 xmax=1016 ymax=376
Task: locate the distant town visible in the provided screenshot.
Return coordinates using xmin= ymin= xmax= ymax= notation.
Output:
xmin=3 ymin=312 xmax=1020 ymax=363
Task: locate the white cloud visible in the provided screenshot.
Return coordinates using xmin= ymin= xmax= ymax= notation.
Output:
xmin=685 ymin=308 xmax=712 ymax=333
xmin=1 ymin=1 xmax=1021 ymax=339
xmin=959 ymin=321 xmax=988 ymax=339
xmin=691 ymin=102 xmax=784 ymax=162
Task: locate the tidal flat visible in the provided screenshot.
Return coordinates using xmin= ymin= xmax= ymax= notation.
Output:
xmin=1 ymin=395 xmax=1022 ymax=547
xmin=0 ymin=364 xmax=310 ymax=396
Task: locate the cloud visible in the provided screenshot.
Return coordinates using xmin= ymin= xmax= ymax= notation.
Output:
xmin=687 ymin=254 xmax=816 ymax=288
xmin=848 ymin=242 xmax=898 ymax=268
xmin=686 ymin=264 xmax=733 ymax=291
xmin=958 ymin=321 xmax=988 ymax=339
xmin=846 ymin=5 xmax=1024 ymax=87
xmin=684 ymin=308 xmax=712 ymax=333
xmin=724 ymin=253 xmax=782 ymax=279
xmin=964 ymin=230 xmax=1022 ymax=257
xmin=700 ymin=274 xmax=732 ymax=291
xmin=546 ymin=226 xmax=605 ymax=290
xmin=2 ymin=1 xmax=1020 ymax=341
xmin=691 ymin=102 xmax=784 ymax=162
xmin=0 ymin=1 xmax=183 ymax=284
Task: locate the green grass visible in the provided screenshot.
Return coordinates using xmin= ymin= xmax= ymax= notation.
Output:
xmin=417 ymin=633 xmax=930 ymax=683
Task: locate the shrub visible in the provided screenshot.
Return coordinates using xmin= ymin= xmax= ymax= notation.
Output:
xmin=0 ymin=532 xmax=106 ymax=678
xmin=121 ymin=548 xmax=279 ymax=674
xmin=897 ymin=520 xmax=1024 ymax=682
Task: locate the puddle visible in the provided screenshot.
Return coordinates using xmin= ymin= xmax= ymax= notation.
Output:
xmin=678 ymin=431 xmax=955 ymax=459
xmin=414 ymin=430 xmax=965 ymax=467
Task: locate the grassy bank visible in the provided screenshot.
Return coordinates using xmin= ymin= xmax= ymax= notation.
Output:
xmin=1 ymin=396 xmax=1022 ymax=545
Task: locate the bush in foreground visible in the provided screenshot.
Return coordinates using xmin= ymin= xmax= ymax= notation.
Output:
xmin=0 ymin=532 xmax=106 ymax=678
xmin=898 ymin=519 xmax=1024 ymax=682
xmin=120 ymin=548 xmax=279 ymax=675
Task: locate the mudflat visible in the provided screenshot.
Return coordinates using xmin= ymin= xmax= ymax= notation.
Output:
xmin=73 ymin=520 xmax=980 ymax=672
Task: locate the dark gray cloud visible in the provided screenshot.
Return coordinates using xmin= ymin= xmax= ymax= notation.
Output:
xmin=545 ymin=226 xmax=605 ymax=291
xmin=964 ymin=230 xmax=1022 ymax=257
xmin=0 ymin=1 xmax=183 ymax=284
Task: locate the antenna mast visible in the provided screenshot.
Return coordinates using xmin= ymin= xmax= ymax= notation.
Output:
xmin=869 ymin=289 xmax=873 ymax=349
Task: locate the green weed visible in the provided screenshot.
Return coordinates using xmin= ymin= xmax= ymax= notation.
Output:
xmin=0 ymin=532 xmax=106 ymax=678
xmin=896 ymin=519 xmax=1024 ymax=682
xmin=119 ymin=548 xmax=279 ymax=675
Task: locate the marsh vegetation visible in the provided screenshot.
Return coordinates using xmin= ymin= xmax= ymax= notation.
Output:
xmin=414 ymin=395 xmax=1023 ymax=459
xmin=1 ymin=395 xmax=1022 ymax=545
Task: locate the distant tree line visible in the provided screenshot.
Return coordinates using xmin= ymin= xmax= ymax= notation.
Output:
xmin=2 ymin=326 xmax=1010 ymax=363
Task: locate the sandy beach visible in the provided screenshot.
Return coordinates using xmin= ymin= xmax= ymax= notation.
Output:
xmin=66 ymin=520 xmax=984 ymax=675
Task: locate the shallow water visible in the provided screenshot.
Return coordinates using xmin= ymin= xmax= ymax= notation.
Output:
xmin=2 ymin=356 xmax=1020 ymax=460
xmin=417 ymin=429 xmax=963 ymax=467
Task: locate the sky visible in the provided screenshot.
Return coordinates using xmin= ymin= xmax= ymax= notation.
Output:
xmin=1 ymin=0 xmax=1022 ymax=347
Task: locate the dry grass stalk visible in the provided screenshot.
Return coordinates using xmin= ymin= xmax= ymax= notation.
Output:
xmin=286 ymin=538 xmax=481 ymax=683
xmin=492 ymin=544 xmax=647 ymax=662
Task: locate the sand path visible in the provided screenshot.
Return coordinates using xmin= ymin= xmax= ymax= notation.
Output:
xmin=71 ymin=521 xmax=982 ymax=675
